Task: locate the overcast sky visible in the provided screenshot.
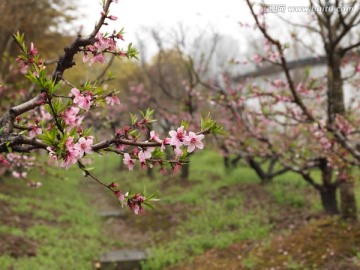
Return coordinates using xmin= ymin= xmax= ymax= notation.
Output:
xmin=77 ymin=0 xmax=326 ymax=37
xmin=78 ymin=0 xmax=247 ymax=37
xmin=76 ymin=0 xmax=330 ymax=56
xmin=75 ymin=0 xmax=358 ymax=64
xmin=77 ymin=0 xmax=251 ymax=57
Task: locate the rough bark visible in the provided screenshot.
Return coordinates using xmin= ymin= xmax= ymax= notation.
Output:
xmin=339 ymin=176 xmax=357 ymax=220
xmin=327 ymin=50 xmax=357 ymax=220
xmin=318 ymin=158 xmax=339 ymax=214
xmin=319 ymin=185 xmax=339 ymax=215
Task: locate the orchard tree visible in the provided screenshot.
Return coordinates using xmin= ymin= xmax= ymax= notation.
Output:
xmin=235 ymin=0 xmax=360 ymax=219
xmin=186 ymin=0 xmax=360 ymax=217
xmin=0 ymin=0 xmax=220 ymax=214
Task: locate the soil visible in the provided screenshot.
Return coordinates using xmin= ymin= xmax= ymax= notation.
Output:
xmin=84 ymin=179 xmax=191 ymax=250
xmin=0 ymin=234 xmax=37 ymax=258
xmin=0 ymin=198 xmax=38 ymax=258
xmin=171 ymin=217 xmax=360 ymax=270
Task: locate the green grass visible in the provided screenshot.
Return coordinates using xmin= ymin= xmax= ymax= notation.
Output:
xmin=0 ymin=164 xmax=110 ymax=270
xmin=264 ymin=174 xmax=313 ymax=209
xmin=143 ymin=200 xmax=270 ymax=269
xmin=1 ymin=149 xmax=358 ymax=270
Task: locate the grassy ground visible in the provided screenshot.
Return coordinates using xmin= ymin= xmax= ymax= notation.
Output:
xmin=0 ymin=163 xmax=112 ymax=270
xmin=1 ymin=150 xmax=360 ymax=269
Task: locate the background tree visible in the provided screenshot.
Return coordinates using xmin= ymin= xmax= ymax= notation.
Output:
xmin=238 ymin=0 xmax=360 ymax=219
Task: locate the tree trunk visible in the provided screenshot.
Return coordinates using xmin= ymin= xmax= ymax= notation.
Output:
xmin=319 ymin=185 xmax=339 ymax=215
xmin=247 ymin=157 xmax=271 ymax=184
xmin=327 ymin=50 xmax=358 ymax=220
xmin=318 ymin=158 xmax=339 ymax=214
xmin=339 ymin=179 xmax=357 ymax=220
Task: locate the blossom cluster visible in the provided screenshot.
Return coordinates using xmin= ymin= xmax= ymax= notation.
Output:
xmin=0 ymin=154 xmax=10 ymax=174
xmin=122 ymin=126 xmax=204 ymax=171
xmin=47 ymin=136 xmax=94 ymax=168
xmin=83 ymin=32 xmax=128 ymax=66
xmin=15 ymin=41 xmax=45 ymax=76
xmin=114 ymin=190 xmax=145 ymax=215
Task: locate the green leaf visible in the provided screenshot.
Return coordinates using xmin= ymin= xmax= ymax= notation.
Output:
xmin=180 ymin=120 xmax=189 ymax=129
xmin=130 ymin=113 xmax=138 ymax=125
xmin=200 ymin=113 xmax=223 ymax=134
xmin=6 ymin=141 xmax=12 ymax=153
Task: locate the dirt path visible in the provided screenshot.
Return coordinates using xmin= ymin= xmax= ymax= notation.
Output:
xmin=83 ymin=179 xmax=186 ymax=251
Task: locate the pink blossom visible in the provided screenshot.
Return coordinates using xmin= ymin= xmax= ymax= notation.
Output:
xmin=138 ymin=147 xmax=154 ymax=163
xmin=105 ymin=95 xmax=120 ymax=106
xmin=296 ymin=83 xmax=309 ymax=95
xmin=60 ymin=151 xmax=78 ymax=168
xmin=161 ymin=137 xmax=170 ymax=152
xmin=33 ymin=63 xmax=46 ymax=78
xmin=356 ymin=64 xmax=360 ymax=73
xmin=272 ymin=79 xmax=286 ymax=88
xmin=127 ymin=193 xmax=145 ymax=215
xmin=71 ymin=88 xmax=82 ymax=103
xmin=150 ymin=131 xmax=162 ymax=143
xmin=15 ymin=57 xmax=29 ymax=74
xmin=183 ymin=132 xmax=204 ymax=153
xmin=114 ymin=190 xmax=125 ymax=203
xmin=319 ymin=137 xmax=331 ymax=150
xmin=268 ymin=52 xmax=280 ymax=62
xmin=63 ymin=107 xmax=82 ymax=127
xmin=83 ymin=52 xmax=89 ymax=63
xmin=29 ymin=126 xmax=42 ymax=138
xmin=169 ymin=126 xmax=187 ymax=148
xmin=115 ymin=144 xmax=125 ymax=151
xmin=140 ymin=162 xmax=147 ymax=170
xmin=252 ymin=54 xmax=263 ymax=65
xmin=174 ymin=147 xmax=183 ymax=157
xmin=71 ymin=88 xmax=93 ymax=111
xmin=29 ymin=42 xmax=38 ymax=55
xmin=74 ymin=137 xmax=94 ymax=158
xmin=335 ymin=115 xmax=352 ymax=135
xmin=89 ymin=53 xmax=106 ymax=66
xmin=12 ymin=171 xmax=26 ymax=179
xmin=47 ymin=146 xmax=58 ymax=162
xmin=94 ymin=33 xmax=111 ymax=51
xmin=60 ymin=137 xmax=79 ymax=168
xmin=116 ymin=33 xmax=124 ymax=40
xmin=123 ymin=153 xmax=135 ymax=170
xmin=0 ymin=155 xmax=9 ymax=166
xmin=109 ymin=182 xmax=118 ymax=188
xmin=108 ymin=15 xmax=118 ymax=21
xmin=40 ymin=107 xmax=52 ymax=121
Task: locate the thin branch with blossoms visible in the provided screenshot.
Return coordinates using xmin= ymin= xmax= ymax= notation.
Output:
xmin=0 ymin=0 xmax=220 ymax=214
